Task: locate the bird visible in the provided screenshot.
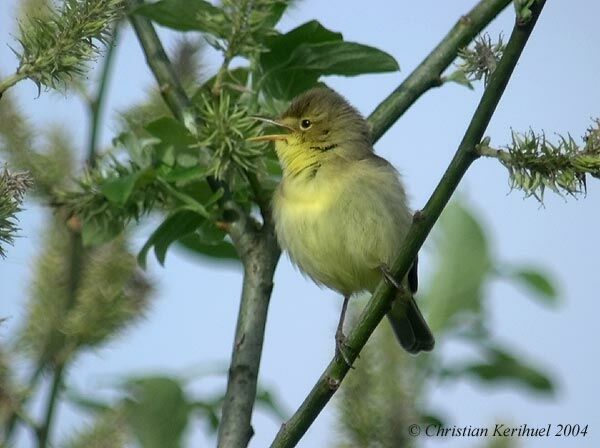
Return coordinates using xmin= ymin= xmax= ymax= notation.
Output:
xmin=249 ymin=87 xmax=434 ymax=360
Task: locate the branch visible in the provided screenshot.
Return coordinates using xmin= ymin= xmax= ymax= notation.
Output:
xmin=127 ymin=3 xmax=281 ymax=447
xmin=368 ymin=0 xmax=512 ymax=143
xmin=217 ymin=215 xmax=280 ymax=448
xmin=271 ymin=1 xmax=547 ymax=446
xmin=87 ymin=25 xmax=121 ymax=167
xmin=127 ymin=2 xmax=197 ymax=133
xmin=0 ymin=73 xmax=27 ymax=99
xmin=477 ymin=142 xmax=511 ymax=162
xmin=37 ymin=364 xmax=65 ymax=448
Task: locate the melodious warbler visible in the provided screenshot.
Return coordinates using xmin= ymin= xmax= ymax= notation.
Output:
xmin=250 ymin=88 xmax=434 ymax=362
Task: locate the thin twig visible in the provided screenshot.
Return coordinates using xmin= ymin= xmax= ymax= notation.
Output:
xmin=127 ymin=1 xmax=197 ymax=134
xmin=368 ymin=0 xmax=512 ymax=143
xmin=0 ymin=73 xmax=27 ymax=99
xmin=37 ymin=364 xmax=65 ymax=448
xmin=271 ymin=1 xmax=547 ymax=446
xmin=477 ymin=144 xmax=512 ymax=162
xmin=87 ymin=25 xmax=121 ymax=167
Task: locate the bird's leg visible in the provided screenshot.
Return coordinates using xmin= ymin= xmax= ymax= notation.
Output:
xmin=380 ymin=264 xmax=411 ymax=317
xmin=335 ymin=295 xmax=354 ymax=367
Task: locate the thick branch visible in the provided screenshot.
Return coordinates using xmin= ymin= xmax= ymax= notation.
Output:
xmin=218 ymin=216 xmax=280 ymax=448
xmin=271 ymin=2 xmax=547 ymax=446
xmin=127 ymin=3 xmax=281 ymax=447
xmin=368 ymin=0 xmax=512 ymax=143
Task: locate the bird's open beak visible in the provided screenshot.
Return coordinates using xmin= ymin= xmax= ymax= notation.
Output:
xmin=247 ymin=116 xmax=293 ymax=142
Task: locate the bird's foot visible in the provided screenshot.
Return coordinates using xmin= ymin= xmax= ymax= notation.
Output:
xmin=335 ymin=329 xmax=354 ymax=368
xmin=380 ymin=264 xmax=404 ymax=292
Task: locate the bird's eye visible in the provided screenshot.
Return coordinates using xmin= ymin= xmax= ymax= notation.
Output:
xmin=300 ymin=119 xmax=312 ymax=130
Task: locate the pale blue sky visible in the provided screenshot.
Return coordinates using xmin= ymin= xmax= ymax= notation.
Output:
xmin=1 ymin=1 xmax=599 ymax=447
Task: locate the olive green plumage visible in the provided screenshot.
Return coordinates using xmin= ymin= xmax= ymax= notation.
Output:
xmin=258 ymin=87 xmax=434 ymax=354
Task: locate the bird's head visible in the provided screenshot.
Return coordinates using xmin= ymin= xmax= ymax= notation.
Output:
xmin=249 ymin=88 xmax=372 ymax=178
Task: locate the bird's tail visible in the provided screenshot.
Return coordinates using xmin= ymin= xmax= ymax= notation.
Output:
xmin=387 ymin=293 xmax=434 ymax=354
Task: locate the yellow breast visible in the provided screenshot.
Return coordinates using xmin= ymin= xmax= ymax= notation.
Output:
xmin=272 ymin=161 xmax=401 ymax=295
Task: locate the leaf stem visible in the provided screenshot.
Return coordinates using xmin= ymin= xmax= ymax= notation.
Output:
xmin=477 ymin=144 xmax=512 ymax=162
xmin=368 ymin=0 xmax=512 ymax=143
xmin=271 ymin=1 xmax=547 ymax=446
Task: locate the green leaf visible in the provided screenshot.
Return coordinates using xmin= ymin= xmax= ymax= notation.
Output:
xmin=138 ymin=210 xmax=205 ymax=268
xmin=459 ymin=346 xmax=554 ymax=394
xmin=263 ymin=21 xmax=342 ymax=64
xmin=145 ymin=117 xmax=195 ymax=148
xmin=145 ymin=116 xmax=198 ymax=168
xmin=259 ymin=20 xmax=399 ymax=99
xmin=424 ymin=202 xmax=492 ymax=332
xmin=176 ymin=220 xmax=240 ymax=263
xmin=100 ymin=168 xmax=155 ymax=206
xmin=134 ymin=0 xmax=227 ymax=34
xmin=100 ymin=174 xmax=139 ymax=205
xmin=159 ymin=180 xmax=210 ymax=217
xmin=507 ymin=266 xmax=559 ymax=305
xmin=123 ymin=376 xmax=190 ymax=448
xmin=160 ymin=165 xmax=208 ymax=184
xmin=263 ymin=0 xmax=290 ymax=28
xmin=286 ymin=41 xmax=399 ymax=76
xmin=177 ymin=235 xmax=239 ymax=262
